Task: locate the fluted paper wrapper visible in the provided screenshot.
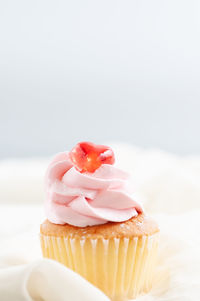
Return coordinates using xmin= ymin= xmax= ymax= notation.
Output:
xmin=40 ymin=233 xmax=159 ymax=300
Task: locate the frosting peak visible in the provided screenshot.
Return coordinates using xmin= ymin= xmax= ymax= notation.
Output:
xmin=45 ymin=149 xmax=143 ymax=227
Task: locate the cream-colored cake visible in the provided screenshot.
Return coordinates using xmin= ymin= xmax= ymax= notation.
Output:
xmin=40 ymin=214 xmax=159 ymax=300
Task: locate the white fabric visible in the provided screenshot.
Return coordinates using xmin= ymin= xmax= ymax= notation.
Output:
xmin=0 ymin=205 xmax=109 ymax=301
xmin=0 ymin=259 xmax=110 ymax=301
xmin=0 ymin=144 xmax=200 ymax=300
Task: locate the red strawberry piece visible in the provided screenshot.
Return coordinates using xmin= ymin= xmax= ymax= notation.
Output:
xmin=69 ymin=142 xmax=115 ymax=173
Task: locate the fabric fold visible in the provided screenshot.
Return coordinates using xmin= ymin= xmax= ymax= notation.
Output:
xmin=0 ymin=259 xmax=109 ymax=301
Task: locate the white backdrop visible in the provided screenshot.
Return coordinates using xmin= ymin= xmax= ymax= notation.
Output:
xmin=0 ymin=0 xmax=200 ymax=158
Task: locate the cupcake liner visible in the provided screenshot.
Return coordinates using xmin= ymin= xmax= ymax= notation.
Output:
xmin=40 ymin=233 xmax=159 ymax=300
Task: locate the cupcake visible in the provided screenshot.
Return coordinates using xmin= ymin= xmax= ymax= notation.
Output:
xmin=40 ymin=142 xmax=159 ymax=300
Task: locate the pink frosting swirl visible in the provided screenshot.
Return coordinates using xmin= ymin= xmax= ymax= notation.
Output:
xmin=45 ymin=152 xmax=143 ymax=227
